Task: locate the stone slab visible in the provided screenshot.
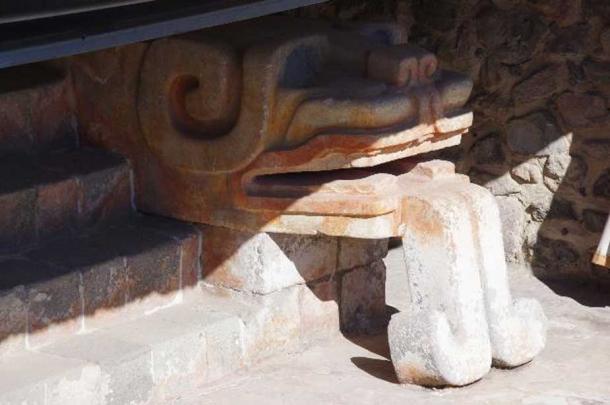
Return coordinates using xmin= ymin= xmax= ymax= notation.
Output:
xmin=201 ymin=225 xmax=338 ymax=294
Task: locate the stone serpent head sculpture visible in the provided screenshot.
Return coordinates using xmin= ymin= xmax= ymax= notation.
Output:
xmin=71 ymin=16 xmax=546 ymax=387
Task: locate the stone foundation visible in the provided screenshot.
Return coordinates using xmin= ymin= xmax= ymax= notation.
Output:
xmin=200 ymin=224 xmax=389 ymax=352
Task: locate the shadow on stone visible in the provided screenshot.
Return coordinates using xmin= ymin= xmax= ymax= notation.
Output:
xmin=350 ymin=357 xmax=398 ymax=384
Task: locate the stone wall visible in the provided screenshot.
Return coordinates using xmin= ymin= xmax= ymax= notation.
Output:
xmin=294 ymin=0 xmax=610 ymax=285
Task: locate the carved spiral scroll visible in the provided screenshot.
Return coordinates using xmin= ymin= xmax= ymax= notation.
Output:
xmin=168 ymin=74 xmax=238 ymax=138
xmin=138 ymin=34 xmax=329 ymax=173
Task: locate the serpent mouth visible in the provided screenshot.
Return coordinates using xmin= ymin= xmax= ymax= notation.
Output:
xmin=236 ymin=109 xmax=471 ymax=216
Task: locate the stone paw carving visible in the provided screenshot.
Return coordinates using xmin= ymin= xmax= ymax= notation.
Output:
xmin=389 ymin=180 xmax=547 ymax=386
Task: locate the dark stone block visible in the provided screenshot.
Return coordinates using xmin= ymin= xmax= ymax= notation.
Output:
xmin=547 ymin=198 xmax=577 ymax=220
xmin=35 ymin=177 xmax=79 ymax=240
xmin=340 ymin=260 xmax=387 ymax=334
xmin=0 ymin=188 xmax=36 ymax=253
xmin=583 ymin=209 xmax=607 ymax=233
xmin=117 ymin=228 xmax=181 ymax=300
xmin=2 ymin=257 xmax=83 ymax=334
xmin=77 ymin=164 xmax=131 ymax=229
xmin=593 ymin=169 xmax=610 ymax=199
xmin=27 ymin=270 xmax=81 ymax=334
xmin=471 ymin=133 xmax=505 ymax=165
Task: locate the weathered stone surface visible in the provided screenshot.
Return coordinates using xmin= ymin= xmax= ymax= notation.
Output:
xmin=0 ymin=148 xmax=131 ymax=252
xmin=506 ymin=113 xmax=569 ymax=156
xmin=512 ymin=64 xmax=568 ymax=104
xmin=242 ymin=286 xmax=302 ymax=362
xmin=582 ymin=138 xmax=610 ymax=160
xmin=391 ymin=181 xmax=546 ymax=386
xmin=496 ymin=196 xmax=526 ymax=263
xmin=547 ymin=198 xmax=577 ymax=220
xmin=547 ymin=24 xmax=591 ymax=55
xmin=533 ymin=236 xmax=580 ymax=277
xmin=123 ymin=231 xmax=181 ymax=301
xmin=543 ymin=154 xmax=571 ymax=192
xmin=36 ymin=177 xmax=79 ymax=240
xmin=298 ymin=279 xmax=340 ymax=343
xmin=201 ymin=225 xmax=338 ymax=294
xmin=601 ymin=27 xmax=610 ymax=58
xmin=78 ymin=164 xmax=131 ymax=230
xmin=471 ymin=133 xmax=505 ymax=165
xmin=0 ymin=188 xmax=36 ymax=252
xmin=583 ymin=209 xmax=607 ymax=233
xmin=0 ymin=259 xmax=28 ymax=355
xmin=203 ymin=315 xmax=246 ymax=381
xmin=72 ymin=16 xmax=474 ymax=239
xmin=582 ymin=58 xmax=610 ymax=89
xmin=526 ymin=0 xmax=582 ymax=26
xmin=522 ymin=184 xmax=554 ymax=221
xmin=476 ymin=9 xmax=546 ymax=65
xmin=593 ymin=169 xmax=610 ymax=199
xmin=481 ymin=171 xmax=521 ymax=196
xmin=0 ymin=65 xmax=75 ymax=154
xmin=27 ymin=268 xmax=82 ymax=348
xmin=511 ymin=159 xmax=544 ymax=184
xmin=40 ymin=333 xmax=153 ymax=405
xmin=556 ymin=92 xmax=609 ymax=128
xmin=338 ymin=238 xmax=388 ymax=271
xmin=340 ymin=260 xmax=386 ymax=334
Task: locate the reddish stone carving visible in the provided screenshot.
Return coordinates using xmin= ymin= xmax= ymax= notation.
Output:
xmin=72 ymin=16 xmax=473 ymax=238
xmin=71 ymin=16 xmax=546 ymax=387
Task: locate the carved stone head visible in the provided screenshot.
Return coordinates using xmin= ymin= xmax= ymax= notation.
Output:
xmin=72 ymin=16 xmax=473 ymax=238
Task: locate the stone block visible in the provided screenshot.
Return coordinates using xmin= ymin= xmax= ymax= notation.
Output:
xmin=511 ymin=159 xmax=544 ymax=184
xmin=242 ymin=286 xmax=301 ymax=362
xmin=204 ymin=315 xmax=246 ymax=382
xmin=0 ymin=284 xmax=27 ymax=357
xmin=26 ymin=233 xmax=128 ymax=330
xmin=123 ymin=231 xmax=181 ymax=301
xmin=338 ymin=237 xmax=389 ymax=271
xmin=340 ymin=260 xmax=387 ymax=334
xmin=298 ymin=279 xmax=340 ymax=343
xmin=201 ymin=225 xmax=337 ymax=294
xmin=496 ymin=196 xmax=526 ymax=264
xmin=583 ymin=209 xmax=607 ymax=233
xmin=27 ymin=268 xmax=82 ymax=348
xmin=593 ymin=169 xmax=610 ymax=199
xmin=81 ymin=257 xmax=128 ymax=318
xmin=506 ymin=112 xmax=569 ymax=156
xmin=29 ymin=77 xmax=76 ymax=151
xmin=512 ymin=63 xmax=568 ymax=104
xmin=0 ymin=91 xmax=34 ymax=153
xmin=78 ymin=165 xmax=131 ymax=229
xmin=35 ymin=176 xmax=78 ymax=240
xmin=40 ymin=333 xmax=153 ymax=405
xmin=0 ymin=188 xmax=36 ymax=252
xmin=556 ymin=93 xmax=609 ymax=129
xmin=0 ymin=351 xmax=100 ymax=405
xmin=125 ymin=215 xmax=202 ymax=288
xmin=179 ymin=231 xmax=201 ymax=288
xmin=101 ymin=311 xmax=213 ymax=386
xmin=0 ymin=65 xmax=75 ymax=153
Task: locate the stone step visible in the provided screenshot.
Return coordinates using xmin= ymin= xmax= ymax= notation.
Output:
xmin=0 ymin=222 xmax=391 ymax=404
xmin=0 ymin=293 xmax=245 ymax=405
xmin=0 ymin=148 xmax=131 ymax=252
xmin=0 ymin=64 xmax=75 ymax=154
xmin=0 ymin=214 xmax=201 ymax=357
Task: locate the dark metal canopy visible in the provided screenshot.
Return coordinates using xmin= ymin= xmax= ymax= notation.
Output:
xmin=0 ymin=0 xmax=326 ymax=69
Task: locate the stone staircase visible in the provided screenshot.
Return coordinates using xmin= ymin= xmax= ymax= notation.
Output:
xmin=0 ymin=63 xmax=390 ymax=404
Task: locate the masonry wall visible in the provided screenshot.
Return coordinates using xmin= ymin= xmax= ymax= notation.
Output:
xmin=294 ymin=0 xmax=610 ymax=285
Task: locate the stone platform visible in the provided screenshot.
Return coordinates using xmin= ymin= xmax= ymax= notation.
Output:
xmin=174 ymin=247 xmax=610 ymax=405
